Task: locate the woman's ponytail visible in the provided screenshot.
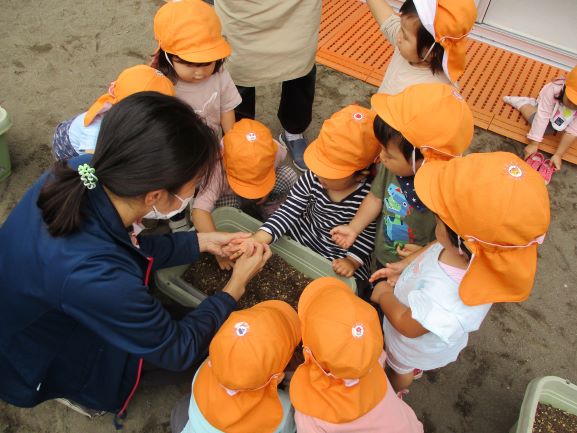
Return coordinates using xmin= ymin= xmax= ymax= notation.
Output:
xmin=37 ymin=160 xmax=89 ymax=237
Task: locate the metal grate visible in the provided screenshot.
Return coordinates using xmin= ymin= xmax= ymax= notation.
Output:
xmin=316 ymin=0 xmax=576 ymax=164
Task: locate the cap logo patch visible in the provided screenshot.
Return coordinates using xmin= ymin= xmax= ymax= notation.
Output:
xmin=352 ymin=112 xmax=365 ymax=121
xmin=234 ymin=322 xmax=250 ymax=336
xmin=352 ymin=324 xmax=365 ymax=338
xmin=507 ymin=164 xmax=523 ymax=178
xmin=246 ymin=132 xmax=257 ymax=142
xmin=452 ymin=90 xmax=464 ymax=101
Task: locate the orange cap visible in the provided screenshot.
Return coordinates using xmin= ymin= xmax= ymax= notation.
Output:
xmin=371 ymin=83 xmax=473 ymax=161
xmin=154 ymin=0 xmax=231 ymax=63
xmin=565 ymin=65 xmax=577 ymax=105
xmin=84 ymin=65 xmax=174 ymax=126
xmin=413 ymin=0 xmax=477 ymax=82
xmin=223 ymin=119 xmax=277 ymax=199
xmin=304 ymin=105 xmax=381 ymax=179
xmin=194 ymin=300 xmax=300 ymax=433
xmin=415 ymin=152 xmax=550 ymax=306
xmin=289 ymin=277 xmax=387 ymax=423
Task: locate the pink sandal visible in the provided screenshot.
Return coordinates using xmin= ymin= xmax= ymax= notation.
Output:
xmin=537 ymin=159 xmax=558 ymax=185
xmin=524 ymin=152 xmax=545 ymax=171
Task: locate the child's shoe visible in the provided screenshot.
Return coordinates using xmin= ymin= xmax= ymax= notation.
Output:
xmin=503 ymin=96 xmax=537 ymax=110
xmin=279 ymin=131 xmax=308 ymax=172
xmin=168 ymin=216 xmax=192 ymax=232
xmin=537 ymin=159 xmax=558 ymax=185
xmin=55 ymin=398 xmax=106 ymax=418
xmin=413 ymin=369 xmax=423 ymax=380
xmin=524 ymin=152 xmax=545 ymax=171
xmin=396 ymin=389 xmax=410 ymax=400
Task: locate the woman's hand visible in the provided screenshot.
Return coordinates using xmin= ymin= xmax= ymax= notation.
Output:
xmin=197 ymin=231 xmax=251 ymax=257
xmin=222 ymin=243 xmax=272 ymax=301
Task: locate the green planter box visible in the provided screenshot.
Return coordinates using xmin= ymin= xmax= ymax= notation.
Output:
xmin=0 ymin=106 xmax=12 ymax=183
xmin=154 ymin=207 xmax=357 ymax=307
xmin=510 ymin=376 xmax=577 ymax=432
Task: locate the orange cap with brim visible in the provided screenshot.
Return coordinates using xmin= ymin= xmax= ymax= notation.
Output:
xmin=223 ymin=119 xmax=277 ymax=199
xmin=194 ymin=300 xmax=300 ymax=433
xmin=371 ymin=83 xmax=474 ymax=161
xmin=154 ymin=0 xmax=231 ymax=63
xmin=304 ymin=105 xmax=381 ymax=179
xmin=415 ymin=152 xmax=550 ymax=306
xmin=290 ymin=277 xmax=387 ymax=423
xmin=84 ymin=65 xmax=174 ymax=126
xmin=413 ymin=0 xmax=477 ymax=82
xmin=565 ymin=65 xmax=577 ymax=105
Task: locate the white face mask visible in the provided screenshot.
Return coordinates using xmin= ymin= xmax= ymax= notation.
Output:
xmin=143 ymin=193 xmax=194 ymax=220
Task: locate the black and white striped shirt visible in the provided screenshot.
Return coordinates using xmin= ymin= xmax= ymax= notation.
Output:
xmin=260 ymin=170 xmax=376 ymax=280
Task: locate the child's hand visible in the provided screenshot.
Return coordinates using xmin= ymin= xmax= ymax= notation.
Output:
xmin=369 ymin=261 xmax=406 ymax=286
xmin=223 ymin=238 xmax=258 ymax=261
xmin=396 ymin=243 xmax=422 ymax=258
xmin=370 ymin=279 xmax=395 ymax=304
xmin=550 ymin=154 xmax=562 ymax=171
xmin=330 ymin=225 xmax=358 ymax=249
xmin=215 ymin=255 xmax=234 ymax=271
xmin=332 ymin=257 xmax=359 ymax=278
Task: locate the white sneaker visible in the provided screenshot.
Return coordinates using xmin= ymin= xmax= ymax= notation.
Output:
xmin=55 ymin=398 xmax=106 ymax=418
xmin=503 ymin=96 xmax=537 ymax=110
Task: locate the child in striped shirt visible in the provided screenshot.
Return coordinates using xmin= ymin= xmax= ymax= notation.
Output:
xmin=238 ymin=105 xmax=381 ymax=281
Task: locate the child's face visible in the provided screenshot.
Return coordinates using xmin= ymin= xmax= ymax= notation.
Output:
xmin=172 ymin=57 xmax=216 ymax=83
xmin=379 ymin=137 xmax=418 ymax=177
xmin=397 ymin=15 xmax=423 ymax=64
xmin=562 ymin=93 xmax=577 ymax=110
xmin=316 ymin=175 xmax=358 ymax=192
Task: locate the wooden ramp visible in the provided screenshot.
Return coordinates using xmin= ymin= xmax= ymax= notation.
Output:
xmin=316 ymin=0 xmax=576 ymax=164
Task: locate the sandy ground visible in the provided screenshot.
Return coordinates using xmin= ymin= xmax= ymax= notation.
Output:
xmin=1 ymin=1 xmax=577 ymax=432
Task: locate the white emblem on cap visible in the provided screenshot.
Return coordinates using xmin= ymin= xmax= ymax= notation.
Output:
xmin=507 ymin=164 xmax=523 ymax=178
xmin=352 ymin=324 xmax=365 ymax=338
xmin=352 ymin=112 xmax=365 ymax=121
xmin=246 ymin=132 xmax=257 ymax=142
xmin=452 ymin=90 xmax=464 ymax=101
xmin=234 ymin=322 xmax=250 ymax=336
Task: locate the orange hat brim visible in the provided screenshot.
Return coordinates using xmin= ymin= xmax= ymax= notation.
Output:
xmin=84 ymin=93 xmax=114 ymax=127
xmin=193 ymin=360 xmax=283 ymax=433
xmin=566 ymin=67 xmax=577 ymax=105
xmin=414 ymin=160 xmax=540 ymax=305
xmin=303 ymin=138 xmax=357 ymax=179
xmin=173 ymin=38 xmax=232 ymax=63
xmin=226 ymin=164 xmax=276 ymax=200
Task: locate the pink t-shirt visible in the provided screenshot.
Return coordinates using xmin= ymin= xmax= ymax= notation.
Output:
xmin=527 ymin=79 xmax=577 ymax=142
xmin=293 ymin=352 xmax=423 ymax=433
xmin=192 ymin=140 xmax=287 ymax=213
xmin=175 ymin=69 xmax=242 ymax=135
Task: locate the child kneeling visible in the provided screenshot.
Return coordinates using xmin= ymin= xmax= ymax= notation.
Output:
xmin=171 ymin=300 xmax=301 ymax=433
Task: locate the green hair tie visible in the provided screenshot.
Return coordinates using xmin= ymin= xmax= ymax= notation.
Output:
xmin=78 ymin=163 xmax=98 ymax=190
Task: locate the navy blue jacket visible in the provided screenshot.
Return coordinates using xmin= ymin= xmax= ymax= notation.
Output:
xmin=0 ymin=156 xmax=236 ymax=411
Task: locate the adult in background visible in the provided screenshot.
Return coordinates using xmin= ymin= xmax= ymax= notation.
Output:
xmin=215 ymin=0 xmax=322 ymax=172
xmin=0 ymin=93 xmax=270 ymax=418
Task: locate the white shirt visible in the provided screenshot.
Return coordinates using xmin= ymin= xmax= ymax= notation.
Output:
xmin=382 ymin=243 xmax=492 ymax=370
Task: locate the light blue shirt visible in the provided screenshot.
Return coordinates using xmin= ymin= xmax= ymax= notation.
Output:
xmin=68 ymin=112 xmax=103 ymax=154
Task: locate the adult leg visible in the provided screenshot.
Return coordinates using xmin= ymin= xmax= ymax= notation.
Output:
xmin=235 ymin=86 xmax=256 ymax=121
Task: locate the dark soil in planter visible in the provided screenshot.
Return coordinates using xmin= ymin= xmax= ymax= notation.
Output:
xmin=183 ymin=253 xmax=313 ymax=310
xmin=532 ymin=402 xmax=577 ymax=433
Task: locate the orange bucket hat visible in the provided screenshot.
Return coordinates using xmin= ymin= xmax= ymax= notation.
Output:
xmin=371 ymin=83 xmax=474 ymax=161
xmin=304 ymin=105 xmax=381 ymax=179
xmin=290 ymin=277 xmax=387 ymax=423
xmin=565 ymin=65 xmax=577 ymax=105
xmin=84 ymin=65 xmax=174 ymax=126
xmin=154 ymin=0 xmax=231 ymax=63
xmin=194 ymin=300 xmax=301 ymax=433
xmin=223 ymin=119 xmax=277 ymax=199
xmin=413 ymin=0 xmax=477 ymax=82
xmin=415 ymin=152 xmax=550 ymax=306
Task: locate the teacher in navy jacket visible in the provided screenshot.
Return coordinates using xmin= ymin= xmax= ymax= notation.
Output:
xmin=0 ymin=93 xmax=270 ymax=415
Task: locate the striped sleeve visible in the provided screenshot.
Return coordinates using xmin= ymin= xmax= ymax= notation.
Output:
xmin=260 ymin=171 xmax=314 ymax=241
